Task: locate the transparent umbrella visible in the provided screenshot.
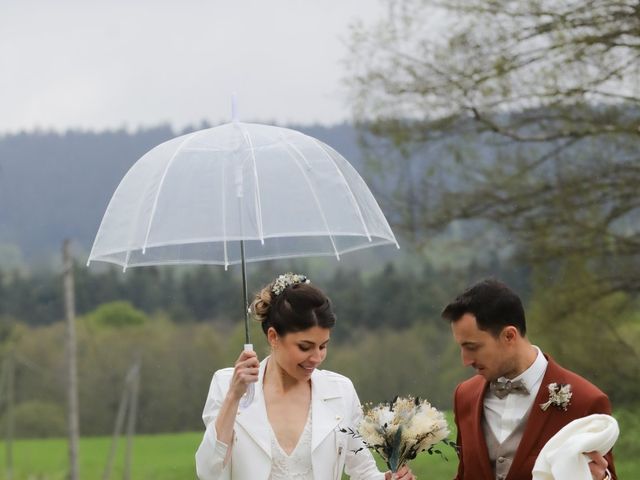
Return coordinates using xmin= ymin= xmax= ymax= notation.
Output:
xmin=87 ymin=116 xmax=399 ymax=403
xmin=87 ymin=122 xmax=398 ymax=268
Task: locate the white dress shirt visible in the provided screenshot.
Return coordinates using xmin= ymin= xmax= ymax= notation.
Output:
xmin=484 ymin=346 xmax=548 ymax=443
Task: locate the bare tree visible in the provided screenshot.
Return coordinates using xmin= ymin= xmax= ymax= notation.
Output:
xmin=347 ymin=0 xmax=640 ymax=292
xmin=348 ymin=0 xmax=640 ymax=386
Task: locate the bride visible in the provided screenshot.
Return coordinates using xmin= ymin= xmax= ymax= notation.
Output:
xmin=196 ymin=273 xmax=414 ymax=480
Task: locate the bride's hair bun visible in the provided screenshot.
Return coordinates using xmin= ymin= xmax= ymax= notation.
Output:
xmin=250 ymin=285 xmax=273 ymax=325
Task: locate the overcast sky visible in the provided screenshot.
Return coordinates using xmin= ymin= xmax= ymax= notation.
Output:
xmin=1 ymin=0 xmax=387 ymax=133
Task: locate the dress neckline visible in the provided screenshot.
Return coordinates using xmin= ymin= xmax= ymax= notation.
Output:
xmin=270 ymin=406 xmax=312 ymax=457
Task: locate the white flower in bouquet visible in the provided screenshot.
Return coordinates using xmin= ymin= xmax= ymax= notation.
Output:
xmin=348 ymin=396 xmax=455 ymax=474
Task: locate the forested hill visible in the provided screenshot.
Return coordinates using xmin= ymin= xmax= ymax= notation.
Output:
xmin=0 ymin=123 xmax=364 ymax=266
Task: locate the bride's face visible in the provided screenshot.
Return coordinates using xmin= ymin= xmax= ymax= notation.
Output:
xmin=269 ymin=326 xmax=331 ymax=381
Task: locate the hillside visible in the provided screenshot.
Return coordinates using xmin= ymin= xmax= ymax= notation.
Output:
xmin=0 ymin=123 xmax=366 ymax=265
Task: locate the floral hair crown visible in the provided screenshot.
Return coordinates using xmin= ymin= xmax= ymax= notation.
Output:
xmin=271 ymin=273 xmax=310 ymax=296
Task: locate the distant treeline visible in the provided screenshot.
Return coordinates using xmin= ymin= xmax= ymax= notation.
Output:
xmin=0 ymin=257 xmax=530 ymax=341
xmin=0 ymin=256 xmax=531 ymax=437
xmin=0 ymin=313 xmax=469 ymax=437
xmin=3 ymin=256 xmax=640 ymax=438
xmin=0 ymin=256 xmax=530 ymax=437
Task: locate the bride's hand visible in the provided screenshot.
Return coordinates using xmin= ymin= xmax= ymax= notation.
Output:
xmin=229 ymin=349 xmax=259 ymax=399
xmin=385 ymin=465 xmax=416 ymax=480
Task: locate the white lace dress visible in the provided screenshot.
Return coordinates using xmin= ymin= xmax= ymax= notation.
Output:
xmin=269 ymin=411 xmax=313 ymax=480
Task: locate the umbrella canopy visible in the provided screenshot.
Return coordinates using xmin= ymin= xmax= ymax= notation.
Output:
xmin=87 ymin=121 xmax=398 ymax=269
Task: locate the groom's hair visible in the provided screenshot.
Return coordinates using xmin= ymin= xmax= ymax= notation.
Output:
xmin=441 ymin=278 xmax=526 ymax=337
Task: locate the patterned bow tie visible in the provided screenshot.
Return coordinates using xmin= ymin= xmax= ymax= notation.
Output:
xmin=490 ymin=379 xmax=529 ymax=399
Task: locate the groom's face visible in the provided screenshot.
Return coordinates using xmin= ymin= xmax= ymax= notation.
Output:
xmin=451 ymin=313 xmax=511 ymax=381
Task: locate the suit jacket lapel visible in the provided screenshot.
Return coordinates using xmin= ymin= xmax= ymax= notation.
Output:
xmin=235 ymin=358 xmax=272 ymax=458
xmin=511 ymin=355 xmax=561 ymax=473
xmin=472 ymin=380 xmax=496 ymax=480
xmin=310 ymin=369 xmax=342 ymax=451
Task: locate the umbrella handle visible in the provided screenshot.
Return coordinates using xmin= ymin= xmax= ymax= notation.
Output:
xmin=239 ymin=343 xmax=256 ymax=409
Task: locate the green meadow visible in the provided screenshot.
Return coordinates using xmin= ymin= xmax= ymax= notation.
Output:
xmin=0 ymin=430 xmax=453 ymax=479
xmin=1 ymin=421 xmax=638 ymax=480
xmin=0 ymin=432 xmax=199 ymax=480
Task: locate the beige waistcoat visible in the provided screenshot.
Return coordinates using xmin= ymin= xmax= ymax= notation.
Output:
xmin=482 ymin=406 xmax=533 ymax=480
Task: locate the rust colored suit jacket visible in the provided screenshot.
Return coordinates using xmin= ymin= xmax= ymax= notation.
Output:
xmin=453 ymin=355 xmax=617 ymax=480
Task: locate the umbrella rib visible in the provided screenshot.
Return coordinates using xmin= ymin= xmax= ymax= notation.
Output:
xmin=280 ymin=133 xmax=341 ymax=260
xmin=311 ymin=139 xmax=372 ymax=242
xmin=238 ymin=123 xmax=265 ymax=244
xmin=222 ymin=152 xmax=229 ymax=269
xmin=141 ymin=132 xmax=198 ymax=254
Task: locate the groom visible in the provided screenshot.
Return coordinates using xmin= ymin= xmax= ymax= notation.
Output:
xmin=443 ymin=278 xmax=616 ymax=480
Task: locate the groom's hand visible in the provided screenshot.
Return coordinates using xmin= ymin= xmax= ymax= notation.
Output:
xmin=586 ymin=451 xmax=609 ymax=480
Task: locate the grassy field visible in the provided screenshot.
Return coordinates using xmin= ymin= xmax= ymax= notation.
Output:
xmin=0 ymin=423 xmax=638 ymax=479
xmin=0 ymin=431 xmax=458 ymax=479
xmin=0 ymin=432 xmax=200 ymax=480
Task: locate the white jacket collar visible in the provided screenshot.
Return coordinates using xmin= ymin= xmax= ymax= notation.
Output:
xmin=235 ymin=356 xmax=345 ymax=457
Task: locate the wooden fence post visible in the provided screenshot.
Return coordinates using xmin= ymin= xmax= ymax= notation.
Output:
xmin=63 ymin=239 xmax=80 ymax=480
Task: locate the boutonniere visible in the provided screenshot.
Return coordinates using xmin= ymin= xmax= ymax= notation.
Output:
xmin=540 ymin=383 xmax=572 ymax=411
